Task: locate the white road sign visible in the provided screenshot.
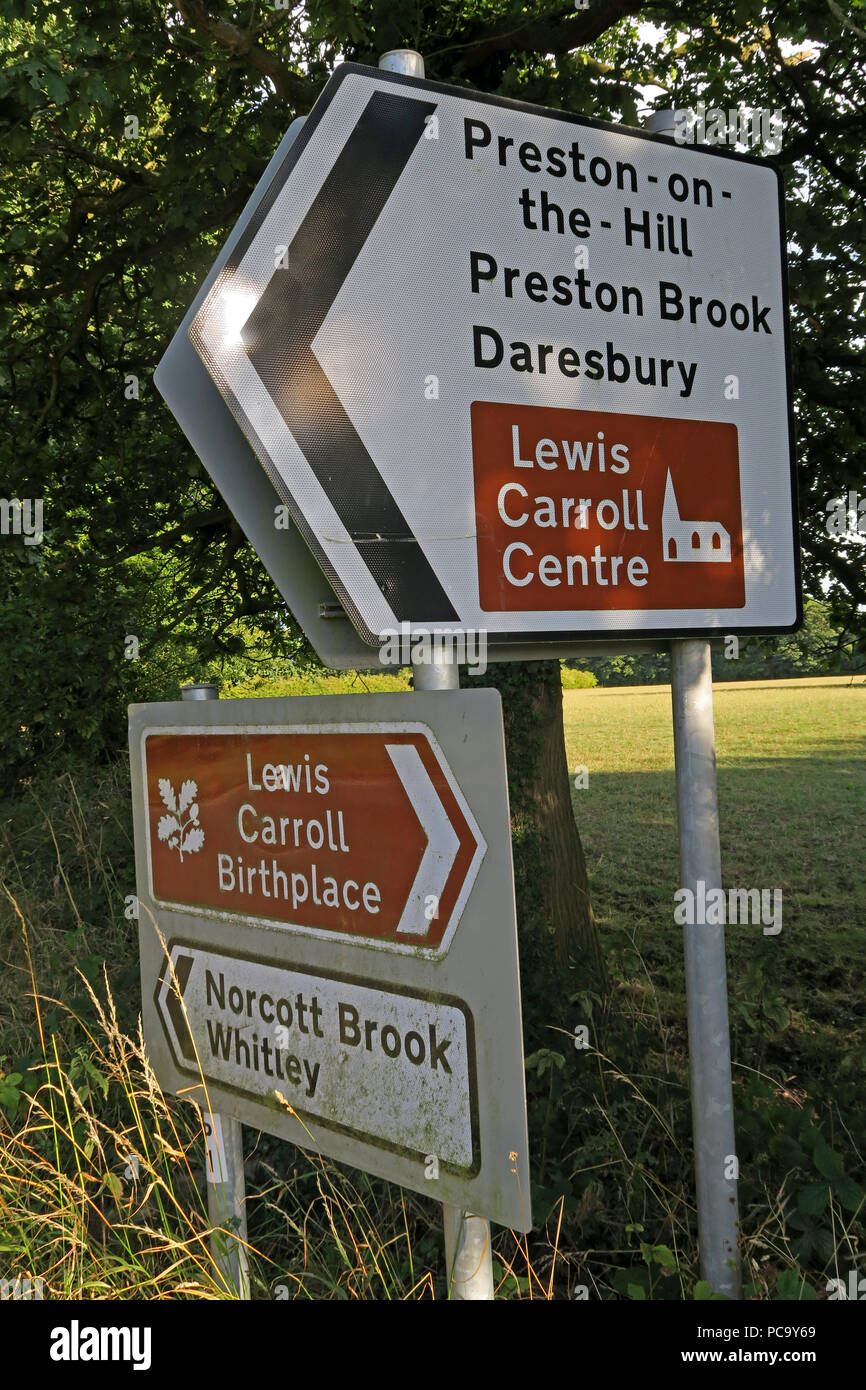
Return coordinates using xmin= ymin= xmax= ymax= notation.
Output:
xmin=130 ymin=690 xmax=531 ymax=1230
xmin=156 ymin=944 xmax=477 ymax=1170
xmin=188 ymin=62 xmax=799 ymax=646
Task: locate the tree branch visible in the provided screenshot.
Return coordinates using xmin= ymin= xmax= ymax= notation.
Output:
xmin=428 ymin=0 xmax=640 ymax=68
xmin=105 ymin=507 xmax=230 ymax=567
xmin=826 ymin=0 xmax=866 ymax=43
xmin=176 ymin=0 xmax=318 ymax=107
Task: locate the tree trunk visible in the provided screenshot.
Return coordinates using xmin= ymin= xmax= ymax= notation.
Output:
xmin=484 ymin=660 xmax=607 ymax=1015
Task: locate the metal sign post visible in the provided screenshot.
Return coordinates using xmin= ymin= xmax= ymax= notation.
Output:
xmin=646 ymin=107 xmax=740 ymax=1298
xmin=180 ymin=682 xmax=250 ymax=1300
xmin=414 ymin=658 xmax=495 ymax=1301
xmin=670 ymin=641 xmax=740 ymax=1296
xmin=384 ymin=46 xmax=496 ymax=1303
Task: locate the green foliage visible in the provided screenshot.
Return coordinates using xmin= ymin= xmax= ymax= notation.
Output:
xmin=575 ymin=651 xmax=672 ymax=687
xmin=560 ymin=663 xmax=597 ymax=689
xmin=1 ymin=1 xmax=864 ymax=777
xmin=694 ymin=1279 xmax=728 ymax=1300
xmin=2 ymin=673 xmax=864 ymax=1297
xmin=0 ymin=1064 xmax=25 ymax=1118
xmin=223 ymin=668 xmax=413 ymax=699
xmin=577 ymin=601 xmax=864 ymax=685
xmin=2 ymin=0 xmax=865 ymax=1302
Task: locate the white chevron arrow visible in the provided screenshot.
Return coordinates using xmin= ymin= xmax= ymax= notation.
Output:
xmin=386 ymin=743 xmax=461 ymax=937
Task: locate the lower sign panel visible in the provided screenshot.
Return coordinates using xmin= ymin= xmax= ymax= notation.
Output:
xmin=131 ymin=690 xmax=531 ymax=1231
xmin=158 ymin=942 xmax=478 ymax=1172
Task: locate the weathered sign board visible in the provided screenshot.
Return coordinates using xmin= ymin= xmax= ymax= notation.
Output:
xmin=129 ymin=691 xmax=531 ymax=1231
xmin=177 ymin=62 xmax=798 ymax=648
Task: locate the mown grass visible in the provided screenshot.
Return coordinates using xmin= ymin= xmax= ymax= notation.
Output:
xmin=563 ymin=675 xmax=866 ymax=1072
xmin=1 ymin=674 xmax=863 ymax=1298
xmin=558 ymin=675 xmax=866 ymax=1299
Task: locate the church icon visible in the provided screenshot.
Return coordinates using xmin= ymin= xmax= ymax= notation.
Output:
xmin=662 ymin=471 xmax=731 ymax=563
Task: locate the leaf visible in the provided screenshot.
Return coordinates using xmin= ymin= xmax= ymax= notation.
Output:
xmin=80 ymin=1053 xmax=109 ymax=1098
xmin=188 ymin=802 xmax=199 ymax=823
xmin=80 ymin=953 xmax=103 ymax=983
xmin=178 ymin=778 xmax=197 ymax=811
xmin=774 ymin=1268 xmax=814 ymax=1300
xmin=813 ymin=1137 xmax=845 ymax=1181
xmin=0 ymin=1085 xmax=19 ymax=1109
xmin=524 ymin=1047 xmax=565 ymax=1076
xmin=158 ymin=778 xmax=176 ymax=811
xmin=627 ymin=1283 xmax=646 ymax=1300
xmin=41 ymin=69 xmax=70 ymax=105
xmin=833 ymin=1176 xmax=864 ymax=1213
xmin=81 ymin=73 xmax=113 ymax=109
xmin=182 ymin=826 xmax=204 ymax=855
xmin=694 ymin=1280 xmax=713 ymax=1300
xmin=104 ymin=1171 xmax=123 ymax=1199
xmin=651 ymin=1244 xmax=678 ymax=1272
xmin=157 ymin=813 xmax=178 ymax=841
xmin=814 ymin=1228 xmax=837 ymax=1263
xmin=797 ymin=1183 xmax=830 ymax=1216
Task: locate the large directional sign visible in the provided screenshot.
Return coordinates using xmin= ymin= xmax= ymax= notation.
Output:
xmin=186 ymin=62 xmax=798 ymax=646
xmin=130 ymin=691 xmax=530 ymax=1230
xmin=153 ymin=111 xmax=663 ymax=669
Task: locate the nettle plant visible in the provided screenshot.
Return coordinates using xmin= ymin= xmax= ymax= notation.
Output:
xmin=157 ymin=778 xmax=204 ymax=862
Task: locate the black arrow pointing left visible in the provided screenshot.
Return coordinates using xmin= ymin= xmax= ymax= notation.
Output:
xmin=157 ymin=950 xmax=196 ymax=1066
xmin=238 ymin=89 xmax=459 ymax=624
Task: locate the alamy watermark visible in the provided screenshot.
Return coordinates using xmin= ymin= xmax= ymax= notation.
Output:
xmin=674 ymin=880 xmax=782 ymax=935
xmin=827 ymin=1270 xmax=866 ymax=1299
xmin=50 ymin=1321 xmax=151 ymax=1370
xmin=379 ymin=622 xmax=488 ymax=677
xmin=825 ymin=490 xmax=866 ymax=537
xmin=1 ymin=1275 xmax=44 ymax=1299
xmin=0 ymin=497 xmax=43 ymax=546
xmin=673 ymin=104 xmax=784 ymax=156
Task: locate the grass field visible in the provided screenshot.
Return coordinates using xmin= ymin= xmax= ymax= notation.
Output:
xmin=563 ymin=675 xmax=866 ymax=1077
xmin=1 ymin=674 xmax=863 ymax=1299
xmin=555 ymin=675 xmax=866 ymax=1300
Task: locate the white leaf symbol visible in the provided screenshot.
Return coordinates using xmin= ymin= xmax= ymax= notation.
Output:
xmin=182 ymin=827 xmax=205 ymax=856
xmin=155 ymin=774 xmax=204 ymax=862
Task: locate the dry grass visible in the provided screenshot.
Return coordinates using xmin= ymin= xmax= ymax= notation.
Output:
xmin=0 ymin=899 xmax=561 ymax=1299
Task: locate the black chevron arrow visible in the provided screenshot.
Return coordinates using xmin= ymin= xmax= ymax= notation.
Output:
xmin=240 ymin=89 xmax=459 ymax=623
xmin=158 ymin=951 xmax=196 ymax=1065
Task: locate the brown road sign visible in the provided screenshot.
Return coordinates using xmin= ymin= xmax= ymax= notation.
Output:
xmin=130 ymin=690 xmax=531 ymax=1230
xmin=140 ymin=722 xmax=484 ymax=957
